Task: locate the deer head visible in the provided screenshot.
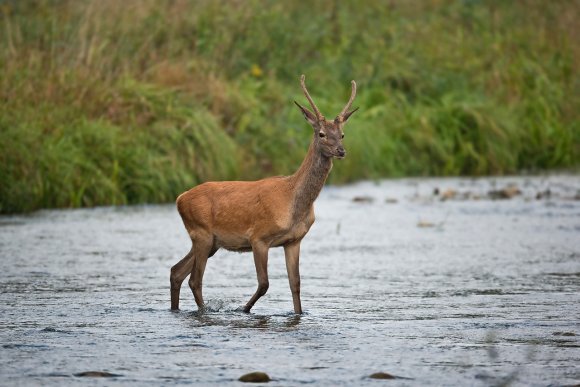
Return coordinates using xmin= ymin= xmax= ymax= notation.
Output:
xmin=294 ymin=75 xmax=358 ymax=159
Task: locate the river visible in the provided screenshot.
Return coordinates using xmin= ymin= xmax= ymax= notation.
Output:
xmin=1 ymin=176 xmax=578 ymax=386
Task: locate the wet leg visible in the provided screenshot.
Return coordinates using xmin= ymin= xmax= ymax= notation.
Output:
xmin=188 ymin=238 xmax=213 ymax=311
xmin=170 ymin=247 xmax=194 ymax=310
xmin=243 ymin=242 xmax=269 ymax=313
xmin=284 ymin=241 xmax=302 ymax=314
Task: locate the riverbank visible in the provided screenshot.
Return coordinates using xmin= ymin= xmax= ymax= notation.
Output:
xmin=1 ymin=1 xmax=578 ymax=213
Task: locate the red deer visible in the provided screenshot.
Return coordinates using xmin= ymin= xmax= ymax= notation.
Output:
xmin=171 ymin=75 xmax=358 ymax=314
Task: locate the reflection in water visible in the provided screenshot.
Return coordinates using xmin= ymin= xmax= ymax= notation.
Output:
xmin=182 ymin=308 xmax=302 ymax=331
xmin=284 ymin=314 xmax=302 ymax=329
xmin=0 ymin=176 xmax=579 ymax=386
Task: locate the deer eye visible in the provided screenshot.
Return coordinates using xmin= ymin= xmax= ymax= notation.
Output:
xmin=341 ymin=133 xmax=345 ymax=139
xmin=319 ymin=132 xmax=326 ymax=138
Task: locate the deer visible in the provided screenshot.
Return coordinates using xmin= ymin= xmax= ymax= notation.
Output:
xmin=170 ymin=75 xmax=358 ymax=314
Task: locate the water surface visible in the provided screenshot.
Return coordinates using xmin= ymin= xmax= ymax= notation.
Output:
xmin=1 ymin=176 xmax=579 ymax=386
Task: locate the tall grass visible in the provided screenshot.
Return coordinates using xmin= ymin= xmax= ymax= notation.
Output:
xmin=0 ymin=0 xmax=578 ymax=213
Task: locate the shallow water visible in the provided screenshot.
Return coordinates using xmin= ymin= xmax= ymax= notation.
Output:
xmin=1 ymin=176 xmax=579 ymax=386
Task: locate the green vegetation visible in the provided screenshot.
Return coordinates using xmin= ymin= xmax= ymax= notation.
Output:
xmin=1 ymin=0 xmax=578 ymax=213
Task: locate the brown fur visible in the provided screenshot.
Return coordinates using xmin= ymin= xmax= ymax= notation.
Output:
xmin=170 ymin=75 xmax=357 ymax=314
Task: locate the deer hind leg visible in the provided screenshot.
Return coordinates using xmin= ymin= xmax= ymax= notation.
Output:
xmin=188 ymin=235 xmax=214 ymax=311
xmin=242 ymin=242 xmax=270 ymax=313
xmin=170 ymin=247 xmax=195 ymax=310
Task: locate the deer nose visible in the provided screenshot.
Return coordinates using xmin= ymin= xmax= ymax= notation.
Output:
xmin=337 ymin=146 xmax=346 ymax=158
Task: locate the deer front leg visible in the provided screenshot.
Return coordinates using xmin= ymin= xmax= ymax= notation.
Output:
xmin=170 ymin=247 xmax=194 ymax=310
xmin=243 ymin=242 xmax=270 ymax=313
xmin=284 ymin=241 xmax=302 ymax=314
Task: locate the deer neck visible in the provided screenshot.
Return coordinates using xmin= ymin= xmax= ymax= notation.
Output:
xmin=290 ymin=139 xmax=333 ymax=218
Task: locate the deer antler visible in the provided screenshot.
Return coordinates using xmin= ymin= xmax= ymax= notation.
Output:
xmin=300 ymin=74 xmax=324 ymax=121
xmin=336 ymin=80 xmax=357 ymax=122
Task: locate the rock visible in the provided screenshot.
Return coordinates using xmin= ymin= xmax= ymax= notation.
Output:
xmin=352 ymin=196 xmax=374 ymax=203
xmin=74 ymin=371 xmax=120 ymax=377
xmin=369 ymin=372 xmax=396 ymax=379
xmin=440 ymin=189 xmax=457 ymax=201
xmin=417 ymin=221 xmax=435 ymax=228
xmin=488 ymin=185 xmax=521 ymax=200
xmin=239 ymin=371 xmax=271 ymax=383
xmin=553 ymin=331 xmax=576 ymax=336
xmin=536 ymin=189 xmax=551 ymax=200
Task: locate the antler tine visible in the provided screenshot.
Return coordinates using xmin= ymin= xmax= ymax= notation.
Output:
xmin=338 ymin=80 xmax=357 ymax=120
xmin=300 ymin=74 xmax=323 ymax=120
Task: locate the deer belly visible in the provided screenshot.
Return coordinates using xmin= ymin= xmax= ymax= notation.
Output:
xmin=215 ymin=232 xmax=252 ymax=252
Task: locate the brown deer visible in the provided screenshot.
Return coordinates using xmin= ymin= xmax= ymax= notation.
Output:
xmin=170 ymin=75 xmax=358 ymax=314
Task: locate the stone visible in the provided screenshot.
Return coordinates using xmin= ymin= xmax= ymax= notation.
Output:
xmin=417 ymin=220 xmax=435 ymax=228
xmin=239 ymin=371 xmax=271 ymax=383
xmin=369 ymin=372 xmax=396 ymax=379
xmin=74 ymin=371 xmax=120 ymax=377
xmin=488 ymin=185 xmax=521 ymax=200
xmin=352 ymin=196 xmax=374 ymax=203
xmin=440 ymin=189 xmax=457 ymax=201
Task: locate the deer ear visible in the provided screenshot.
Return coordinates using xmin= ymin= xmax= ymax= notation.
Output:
xmin=294 ymin=101 xmax=318 ymax=126
xmin=341 ymin=107 xmax=359 ymax=123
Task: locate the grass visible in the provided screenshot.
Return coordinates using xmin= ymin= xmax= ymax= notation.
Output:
xmin=0 ymin=0 xmax=578 ymax=213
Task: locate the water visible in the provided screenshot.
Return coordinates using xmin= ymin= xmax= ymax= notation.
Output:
xmin=1 ymin=176 xmax=579 ymax=386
